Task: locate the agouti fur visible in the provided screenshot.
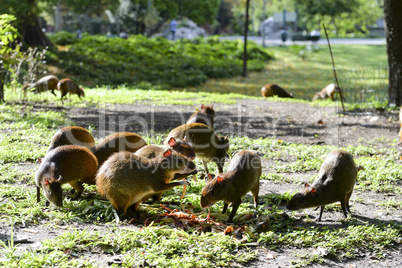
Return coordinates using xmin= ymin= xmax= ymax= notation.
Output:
xmin=35 ymin=145 xmax=98 ymax=207
xmin=200 ymin=150 xmax=261 ymax=223
xmin=186 ymin=104 xmax=215 ymax=129
xmin=312 ymin=83 xmax=337 ymax=101
xmin=164 ymin=123 xmax=229 ymax=174
xmin=286 ymin=150 xmax=357 ymax=221
xmin=96 ymin=149 xmax=197 ymax=214
xmin=398 ymin=106 xmax=402 ymax=146
xmin=47 ymin=126 xmax=95 ymax=154
xmin=91 ymin=132 xmax=147 ymax=167
xmin=261 ymin=84 xmax=294 ymax=98
xmin=135 ymin=137 xmax=195 ymax=160
xmin=22 ymin=75 xmax=59 ymax=96
xmin=57 ymin=78 xmax=85 ymax=101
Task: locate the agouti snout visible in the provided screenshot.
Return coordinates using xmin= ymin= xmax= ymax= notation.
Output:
xmin=286 ymin=150 xmax=357 ymax=221
xmin=200 ymin=150 xmax=261 ymax=223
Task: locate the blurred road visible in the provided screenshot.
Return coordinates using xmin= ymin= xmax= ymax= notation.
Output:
xmin=219 ymin=36 xmax=386 ymax=46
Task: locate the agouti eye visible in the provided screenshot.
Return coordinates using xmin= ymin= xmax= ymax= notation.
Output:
xmin=298 ymin=197 xmax=304 ymax=203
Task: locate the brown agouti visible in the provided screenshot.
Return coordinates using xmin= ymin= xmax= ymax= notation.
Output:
xmin=200 ymin=150 xmax=261 ymax=223
xmin=186 ymin=104 xmax=215 ymax=129
xmin=286 ymin=150 xmax=357 ymax=221
xmin=35 ymin=145 xmax=98 ymax=207
xmin=164 ymin=123 xmax=229 ymax=174
xmin=22 ymin=75 xmax=59 ymax=96
xmin=135 ymin=137 xmax=195 ymax=160
xmin=57 ymin=78 xmax=85 ymax=101
xmin=398 ymin=106 xmax=402 ymax=146
xmin=135 ymin=138 xmax=197 ymax=201
xmin=91 ymin=132 xmax=147 ymax=167
xmin=312 ymin=83 xmax=337 ymax=101
xmin=47 ymin=126 xmax=95 ymax=154
xmin=261 ymin=84 xmax=294 ymax=98
xmin=96 ymin=149 xmax=197 ymax=214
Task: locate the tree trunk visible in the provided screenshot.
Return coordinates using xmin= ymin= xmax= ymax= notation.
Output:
xmin=384 ymin=0 xmax=402 ymax=106
xmin=0 ymin=79 xmax=4 ymax=103
xmin=55 ymin=1 xmax=63 ymax=33
xmin=20 ymin=0 xmax=53 ymax=47
xmin=242 ymin=0 xmax=250 ymax=77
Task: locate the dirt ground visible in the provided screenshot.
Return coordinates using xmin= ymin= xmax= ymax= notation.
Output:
xmin=3 ymin=99 xmax=402 ymax=267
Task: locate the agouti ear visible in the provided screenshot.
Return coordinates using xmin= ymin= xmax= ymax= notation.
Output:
xmin=211 ymin=105 xmax=214 ymax=109
xmin=224 ymin=135 xmax=229 ymax=141
xmin=163 ymin=149 xmax=172 ymax=158
xmin=216 ymin=176 xmax=224 ymax=183
xmin=310 ymin=187 xmax=317 ymax=194
xmin=168 ymin=137 xmax=176 ymax=147
xmin=44 ymin=178 xmax=50 ymax=186
xmin=304 ymin=183 xmax=310 ymax=188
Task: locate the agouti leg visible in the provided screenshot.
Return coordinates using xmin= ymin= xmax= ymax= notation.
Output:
xmin=36 ymin=186 xmax=41 ymax=203
xmin=202 ymin=160 xmax=210 ymax=174
xmin=222 ymin=202 xmax=229 ymax=214
xmin=318 ymin=205 xmax=325 ymax=221
xmin=340 ymin=199 xmax=349 ymax=218
xmin=50 ymin=90 xmax=56 ymax=97
xmin=68 ymin=180 xmax=84 ymax=200
xmin=345 ymin=191 xmax=353 ymax=214
xmin=152 ymin=192 xmax=163 ymax=202
xmin=227 ymin=200 xmax=241 ymax=223
xmin=251 ymin=184 xmax=260 ymax=208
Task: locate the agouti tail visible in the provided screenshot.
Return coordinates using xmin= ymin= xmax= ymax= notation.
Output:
xmin=22 ymin=75 xmax=59 ymax=96
xmin=286 ymin=150 xmax=357 ymax=221
xmin=186 ymin=104 xmax=215 ymax=129
xmin=164 ymin=123 xmax=229 ymax=174
xmin=261 ymin=84 xmax=293 ymax=98
xmin=47 ymin=126 xmax=95 ymax=154
xmin=35 ymin=145 xmax=98 ymax=207
xmin=200 ymin=150 xmax=261 ymax=222
xmin=91 ymin=132 xmax=147 ymax=167
xmin=96 ymin=149 xmax=196 ymax=214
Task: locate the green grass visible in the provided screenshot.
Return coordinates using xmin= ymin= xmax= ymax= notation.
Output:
xmin=177 ymin=44 xmax=388 ymax=101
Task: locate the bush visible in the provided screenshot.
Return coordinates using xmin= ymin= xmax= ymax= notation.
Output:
xmin=48 ymin=31 xmax=78 ymax=46
xmin=47 ymin=34 xmax=273 ymax=88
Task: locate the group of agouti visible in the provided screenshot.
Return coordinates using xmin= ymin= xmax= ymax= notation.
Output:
xmin=260 ymin=83 xmax=339 ymax=101
xmin=36 ymin=104 xmax=358 ymax=223
xmin=22 ymin=75 xmax=85 ymax=102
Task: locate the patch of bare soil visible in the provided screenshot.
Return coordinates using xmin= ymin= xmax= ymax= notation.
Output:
xmin=3 ymin=99 xmax=402 ymax=267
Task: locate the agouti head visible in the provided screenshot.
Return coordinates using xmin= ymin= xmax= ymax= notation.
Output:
xmin=213 ymin=135 xmax=230 ymax=172
xmin=200 ymin=173 xmax=224 ymax=208
xmin=167 ymin=137 xmax=196 ymax=160
xmin=200 ymin=104 xmax=215 ymax=118
xmin=159 ymin=149 xmax=197 ymax=175
xmin=286 ymin=183 xmax=317 ymax=211
xmin=78 ymin=87 xmax=85 ymax=98
xmin=37 ymin=164 xmax=64 ymax=207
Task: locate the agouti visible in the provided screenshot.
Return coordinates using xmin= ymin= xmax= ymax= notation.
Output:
xmin=286 ymin=150 xmax=357 ymax=221
xmin=398 ymin=106 xmax=402 ymax=146
xmin=47 ymin=126 xmax=95 ymax=154
xmin=22 ymin=75 xmax=59 ymax=96
xmin=135 ymin=137 xmax=195 ymax=160
xmin=164 ymin=123 xmax=229 ymax=174
xmin=35 ymin=145 xmax=98 ymax=207
xmin=186 ymin=104 xmax=215 ymax=129
xmin=57 ymin=78 xmax=85 ymax=101
xmin=91 ymin=132 xmax=147 ymax=167
xmin=261 ymin=84 xmax=294 ymax=98
xmin=312 ymin=83 xmax=337 ymax=101
xmin=200 ymin=150 xmax=261 ymax=223
xmin=96 ymin=149 xmax=197 ymax=214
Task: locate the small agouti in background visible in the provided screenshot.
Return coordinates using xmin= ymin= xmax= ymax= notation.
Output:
xmin=164 ymin=123 xmax=229 ymax=174
xmin=312 ymin=83 xmax=337 ymax=101
xmin=200 ymin=150 xmax=261 ymax=223
xmin=57 ymin=78 xmax=85 ymax=101
xmin=261 ymin=84 xmax=294 ymax=98
xmin=186 ymin=104 xmax=215 ymax=129
xmin=286 ymin=149 xmax=357 ymax=221
xmin=22 ymin=75 xmax=59 ymax=96
xmin=135 ymin=137 xmax=195 ymax=160
xmin=35 ymin=145 xmax=98 ymax=207
xmin=96 ymin=149 xmax=197 ymax=214
xmin=398 ymin=106 xmax=402 ymax=146
xmin=47 ymin=126 xmax=95 ymax=154
xmin=91 ymin=132 xmax=147 ymax=167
